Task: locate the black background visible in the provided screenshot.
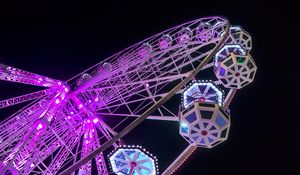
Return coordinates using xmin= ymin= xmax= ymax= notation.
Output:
xmin=0 ymin=1 xmax=299 ymax=174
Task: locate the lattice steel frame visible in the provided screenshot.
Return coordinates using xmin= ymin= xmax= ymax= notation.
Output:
xmin=0 ymin=16 xmax=234 ymax=175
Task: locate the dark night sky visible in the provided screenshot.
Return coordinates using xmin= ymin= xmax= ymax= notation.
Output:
xmin=0 ymin=1 xmax=299 ymax=174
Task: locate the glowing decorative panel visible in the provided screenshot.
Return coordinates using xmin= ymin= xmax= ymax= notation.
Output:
xmin=183 ymin=81 xmax=223 ymax=108
xmin=108 ymin=145 xmax=158 ymax=175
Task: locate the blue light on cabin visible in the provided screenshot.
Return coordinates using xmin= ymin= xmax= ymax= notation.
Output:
xmin=181 ymin=122 xmax=189 ymax=134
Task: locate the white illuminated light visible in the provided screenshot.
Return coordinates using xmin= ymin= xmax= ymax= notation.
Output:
xmin=78 ymin=104 xmax=83 ymax=109
xmin=47 ymin=117 xmax=52 ymax=122
xmin=220 ymin=26 xmax=241 ymax=38
xmin=38 ymin=77 xmax=43 ymax=83
xmin=55 ymin=99 xmax=60 ymax=104
xmin=94 ymin=97 xmax=99 ymax=102
xmin=36 ymin=123 xmax=43 ymax=130
xmin=230 ymin=26 xmax=241 ymax=31
xmin=93 ymin=118 xmax=99 ymax=124
xmin=64 ymin=87 xmax=69 ymax=92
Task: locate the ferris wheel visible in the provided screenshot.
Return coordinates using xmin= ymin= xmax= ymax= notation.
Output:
xmin=0 ymin=16 xmax=256 ymax=175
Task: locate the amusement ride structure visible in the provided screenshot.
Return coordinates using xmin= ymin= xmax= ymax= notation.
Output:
xmin=0 ymin=16 xmax=257 ymax=175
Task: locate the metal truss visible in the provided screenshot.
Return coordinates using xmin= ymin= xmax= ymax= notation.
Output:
xmin=0 ymin=64 xmax=61 ymax=87
xmin=0 ymin=16 xmax=233 ymax=175
xmin=0 ymin=89 xmax=51 ymax=109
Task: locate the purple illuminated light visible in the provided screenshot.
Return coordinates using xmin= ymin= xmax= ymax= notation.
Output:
xmin=159 ymin=40 xmax=169 ymax=50
xmin=64 ymin=87 xmax=69 ymax=92
xmin=178 ymin=28 xmax=192 ymax=44
xmin=159 ymin=34 xmax=172 ymax=50
xmin=138 ymin=43 xmax=152 ymax=58
xmin=179 ymin=34 xmax=189 ymax=43
xmin=38 ymin=77 xmax=43 ymax=83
